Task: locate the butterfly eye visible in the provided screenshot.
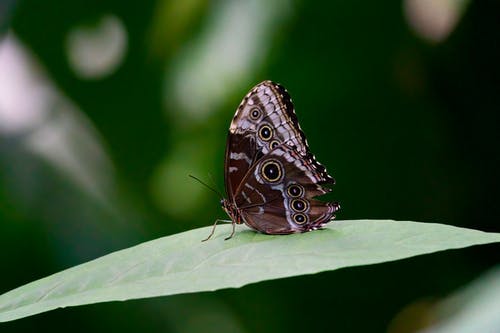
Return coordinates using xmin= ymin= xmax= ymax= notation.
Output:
xmin=291 ymin=199 xmax=308 ymax=212
xmin=258 ymin=125 xmax=273 ymax=141
xmin=292 ymin=213 xmax=307 ymax=225
xmin=270 ymin=140 xmax=280 ymax=149
xmin=250 ymin=108 xmax=261 ymax=120
xmin=261 ymin=160 xmax=283 ymax=183
xmin=287 ymin=184 xmax=303 ymax=197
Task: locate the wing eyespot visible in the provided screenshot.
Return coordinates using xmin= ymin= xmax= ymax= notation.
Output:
xmin=258 ymin=124 xmax=273 ymax=141
xmin=270 ymin=139 xmax=280 ymax=149
xmin=260 ymin=160 xmax=283 ymax=183
xmin=250 ymin=108 xmax=261 ymax=120
xmin=292 ymin=213 xmax=308 ymax=225
xmin=291 ymin=199 xmax=308 ymax=212
xmin=287 ymin=184 xmax=304 ymax=197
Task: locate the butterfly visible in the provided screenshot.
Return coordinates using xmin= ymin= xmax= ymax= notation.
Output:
xmin=205 ymin=80 xmax=339 ymax=240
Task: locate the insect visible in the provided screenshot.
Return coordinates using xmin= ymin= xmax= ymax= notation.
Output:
xmin=204 ymin=80 xmax=339 ymax=240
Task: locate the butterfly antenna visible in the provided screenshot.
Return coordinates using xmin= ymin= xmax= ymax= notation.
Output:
xmin=208 ymin=172 xmax=225 ymax=199
xmin=189 ymin=174 xmax=224 ymax=199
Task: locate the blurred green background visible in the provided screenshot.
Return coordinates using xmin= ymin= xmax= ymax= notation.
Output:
xmin=1 ymin=0 xmax=499 ymax=332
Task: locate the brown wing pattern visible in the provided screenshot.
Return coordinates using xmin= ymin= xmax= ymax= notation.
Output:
xmin=229 ymin=81 xmax=309 ymax=153
xmin=224 ymin=133 xmax=256 ymax=199
xmin=225 ymin=80 xmax=333 ymax=199
xmin=234 ymin=144 xmax=339 ymax=234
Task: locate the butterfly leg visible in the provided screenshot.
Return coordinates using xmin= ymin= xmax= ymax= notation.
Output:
xmin=202 ymin=219 xmax=226 ymax=242
xmin=224 ymin=221 xmax=236 ymax=241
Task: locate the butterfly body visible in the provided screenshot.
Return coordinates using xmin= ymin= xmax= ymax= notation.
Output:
xmin=220 ymin=80 xmax=339 ymax=238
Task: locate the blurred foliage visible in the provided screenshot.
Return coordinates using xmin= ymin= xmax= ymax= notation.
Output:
xmin=0 ymin=0 xmax=499 ymax=332
xmin=417 ymin=265 xmax=500 ymax=333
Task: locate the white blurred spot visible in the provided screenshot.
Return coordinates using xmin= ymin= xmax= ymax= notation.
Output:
xmin=25 ymin=103 xmax=116 ymax=208
xmin=66 ymin=14 xmax=127 ymax=79
xmin=0 ymin=32 xmax=51 ymax=134
xmin=0 ymin=32 xmax=116 ymax=209
xmin=165 ymin=0 xmax=291 ymax=121
xmin=404 ymin=0 xmax=470 ymax=43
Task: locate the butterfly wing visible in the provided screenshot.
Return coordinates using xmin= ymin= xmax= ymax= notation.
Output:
xmin=224 ymin=80 xmax=333 ymax=199
xmin=223 ymin=80 xmax=339 ymax=235
xmin=235 ymin=144 xmax=339 ymax=234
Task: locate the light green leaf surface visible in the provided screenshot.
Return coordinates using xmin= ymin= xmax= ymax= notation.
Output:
xmin=1 ymin=220 xmax=499 ymax=322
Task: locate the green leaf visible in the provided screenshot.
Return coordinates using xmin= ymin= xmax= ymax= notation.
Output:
xmin=1 ymin=220 xmax=499 ymax=322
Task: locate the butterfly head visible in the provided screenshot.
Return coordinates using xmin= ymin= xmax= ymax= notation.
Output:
xmin=221 ymin=198 xmax=242 ymax=224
